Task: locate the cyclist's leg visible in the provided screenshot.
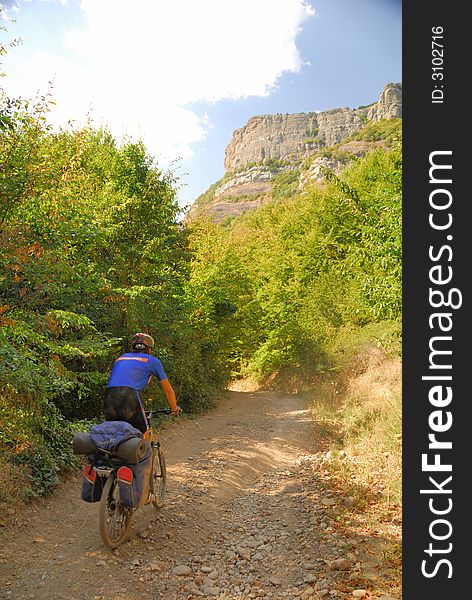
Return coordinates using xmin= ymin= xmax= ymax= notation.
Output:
xmin=104 ymin=387 xmax=148 ymax=433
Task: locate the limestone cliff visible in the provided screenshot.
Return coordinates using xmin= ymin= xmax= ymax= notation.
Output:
xmin=223 ymin=83 xmax=401 ymax=173
xmin=223 ymin=113 xmax=319 ymax=172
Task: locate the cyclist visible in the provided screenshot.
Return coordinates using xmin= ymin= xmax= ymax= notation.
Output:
xmin=104 ymin=332 xmax=181 ymax=433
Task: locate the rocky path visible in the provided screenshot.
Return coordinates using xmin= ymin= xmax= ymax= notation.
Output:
xmin=0 ymin=391 xmax=400 ymax=600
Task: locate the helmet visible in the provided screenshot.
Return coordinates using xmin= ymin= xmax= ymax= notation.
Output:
xmin=131 ymin=332 xmax=155 ymax=353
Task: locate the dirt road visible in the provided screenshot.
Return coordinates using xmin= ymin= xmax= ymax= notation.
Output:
xmin=0 ymin=390 xmax=400 ymax=600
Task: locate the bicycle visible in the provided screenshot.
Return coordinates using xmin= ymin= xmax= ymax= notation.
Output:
xmin=74 ymin=408 xmax=170 ymax=549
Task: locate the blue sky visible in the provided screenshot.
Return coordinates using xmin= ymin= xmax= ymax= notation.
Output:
xmin=0 ymin=0 xmax=401 ymax=211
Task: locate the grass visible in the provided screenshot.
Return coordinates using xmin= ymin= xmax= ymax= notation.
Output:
xmin=308 ymin=342 xmax=402 ymax=509
xmin=305 ymin=344 xmax=403 ymax=600
xmin=343 ymin=350 xmax=401 ymax=505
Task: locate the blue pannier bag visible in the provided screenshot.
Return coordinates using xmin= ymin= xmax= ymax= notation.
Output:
xmin=81 ymin=463 xmax=105 ymax=502
xmin=117 ymin=443 xmax=153 ymax=508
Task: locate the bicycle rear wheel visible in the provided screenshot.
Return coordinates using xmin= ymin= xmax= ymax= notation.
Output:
xmin=99 ymin=476 xmax=133 ymax=548
xmin=150 ymin=445 xmax=166 ymax=509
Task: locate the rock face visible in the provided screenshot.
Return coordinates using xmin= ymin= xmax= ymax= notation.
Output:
xmin=315 ymin=107 xmax=365 ymax=148
xmin=298 ymin=140 xmax=386 ymax=189
xmin=367 ymin=83 xmax=402 ymax=121
xmin=214 ymin=166 xmax=276 ymax=199
xmin=224 ymin=113 xmax=319 ymax=173
xmin=223 ymin=83 xmax=401 ymax=173
xmin=298 ymin=156 xmax=345 ymax=190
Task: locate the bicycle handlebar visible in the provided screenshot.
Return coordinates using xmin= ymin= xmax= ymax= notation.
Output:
xmin=146 ymin=408 xmax=172 ymax=417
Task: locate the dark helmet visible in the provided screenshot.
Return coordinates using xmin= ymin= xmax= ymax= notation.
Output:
xmin=131 ymin=332 xmax=155 ymax=353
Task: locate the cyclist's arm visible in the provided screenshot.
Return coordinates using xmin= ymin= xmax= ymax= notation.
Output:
xmin=159 ymin=378 xmax=180 ymax=414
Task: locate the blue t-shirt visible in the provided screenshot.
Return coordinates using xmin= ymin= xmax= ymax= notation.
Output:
xmin=107 ymin=352 xmax=167 ymax=391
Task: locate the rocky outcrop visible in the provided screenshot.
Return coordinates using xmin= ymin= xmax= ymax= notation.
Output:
xmin=298 ymin=140 xmax=387 ymax=189
xmin=367 ymin=83 xmax=402 ymax=121
xmin=298 ymin=156 xmax=345 ymax=189
xmin=214 ymin=167 xmax=274 ymax=198
xmin=214 ymin=165 xmax=295 ymax=199
xmin=337 ymin=140 xmax=386 ymax=156
xmin=223 ymin=83 xmax=401 ymax=173
xmin=315 ymin=108 xmax=364 ymax=148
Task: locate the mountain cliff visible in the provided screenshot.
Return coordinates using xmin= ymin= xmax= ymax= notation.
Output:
xmin=189 ymin=83 xmax=402 ymax=222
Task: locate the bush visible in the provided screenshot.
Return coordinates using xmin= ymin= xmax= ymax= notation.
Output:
xmin=350 ymin=118 xmax=401 ymax=143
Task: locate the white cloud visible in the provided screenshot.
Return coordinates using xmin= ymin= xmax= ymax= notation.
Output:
xmin=3 ymin=0 xmax=315 ymax=162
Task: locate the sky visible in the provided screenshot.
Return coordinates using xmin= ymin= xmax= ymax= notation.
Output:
xmin=0 ymin=0 xmax=402 ymax=211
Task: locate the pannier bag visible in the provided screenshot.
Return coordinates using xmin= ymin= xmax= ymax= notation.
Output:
xmin=117 ymin=443 xmax=153 ymax=508
xmin=81 ymin=464 xmax=105 ymax=503
xmin=77 ymin=420 xmax=151 ymax=506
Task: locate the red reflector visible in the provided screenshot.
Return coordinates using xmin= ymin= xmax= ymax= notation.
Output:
xmin=84 ymin=464 xmax=96 ymax=483
xmin=117 ymin=466 xmax=133 ymax=485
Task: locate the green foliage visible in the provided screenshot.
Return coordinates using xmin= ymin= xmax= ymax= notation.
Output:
xmin=356 ymin=102 xmax=375 ymax=110
xmin=189 ymin=134 xmax=402 ymax=383
xmin=263 ymin=157 xmax=284 ymax=172
xmin=271 ymin=170 xmax=300 ymax=200
xmin=350 ymin=118 xmax=402 ymax=142
xmin=305 ymin=126 xmax=319 ymax=137
xmin=0 ymin=85 xmax=230 ymax=499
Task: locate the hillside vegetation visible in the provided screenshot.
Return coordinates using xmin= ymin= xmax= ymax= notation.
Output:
xmin=0 ymin=93 xmax=234 ymax=500
xmin=188 ymin=122 xmax=402 ymax=383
